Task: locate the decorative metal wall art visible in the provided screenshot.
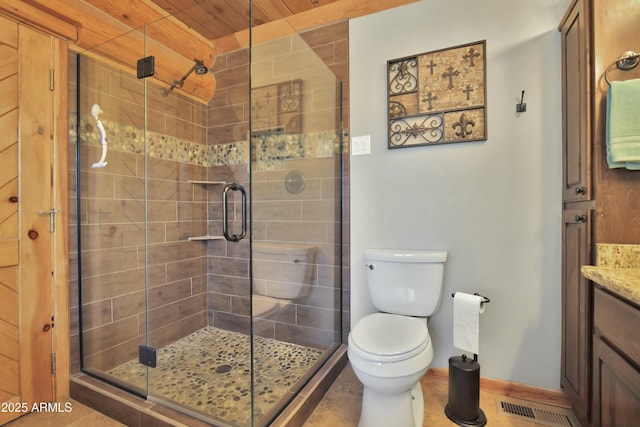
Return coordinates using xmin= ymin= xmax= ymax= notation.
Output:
xmin=252 ymin=79 xmax=303 ymax=134
xmin=387 ymin=40 xmax=487 ymax=148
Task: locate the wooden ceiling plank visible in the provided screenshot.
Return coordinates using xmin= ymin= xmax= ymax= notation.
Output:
xmin=252 ymin=0 xmax=292 ymax=21
xmin=282 ymin=0 xmax=316 ymax=14
xmin=198 ymin=0 xmax=250 ymax=34
xmin=0 ymin=0 xmax=77 ymax=41
xmin=221 ymin=0 xmax=419 ymax=50
xmin=286 ymin=0 xmax=419 ymax=32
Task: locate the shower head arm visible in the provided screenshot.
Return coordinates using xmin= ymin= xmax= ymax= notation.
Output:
xmin=162 ymin=59 xmax=207 ymax=96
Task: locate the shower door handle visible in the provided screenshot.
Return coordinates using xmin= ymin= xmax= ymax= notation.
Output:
xmin=222 ymin=183 xmax=247 ymax=242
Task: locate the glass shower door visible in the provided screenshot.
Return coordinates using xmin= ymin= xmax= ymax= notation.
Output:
xmin=75 ymin=27 xmax=151 ymax=397
xmin=249 ymin=24 xmax=344 ymax=426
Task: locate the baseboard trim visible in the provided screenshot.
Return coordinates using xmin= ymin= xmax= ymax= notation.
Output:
xmin=426 ymin=367 xmax=571 ymax=408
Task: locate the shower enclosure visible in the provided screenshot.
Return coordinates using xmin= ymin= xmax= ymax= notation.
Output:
xmin=69 ymin=2 xmax=344 ymax=425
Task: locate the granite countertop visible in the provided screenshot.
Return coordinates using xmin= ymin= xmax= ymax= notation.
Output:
xmin=581 ymin=244 xmax=640 ymax=306
xmin=581 ymin=265 xmax=640 ymax=305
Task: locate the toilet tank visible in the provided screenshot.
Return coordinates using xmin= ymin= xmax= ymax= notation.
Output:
xmin=365 ymin=249 xmax=447 ymax=317
xmin=253 ymin=242 xmax=318 ymax=299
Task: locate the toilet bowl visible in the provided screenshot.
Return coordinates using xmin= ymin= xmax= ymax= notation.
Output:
xmin=348 ymin=249 xmax=447 ymax=427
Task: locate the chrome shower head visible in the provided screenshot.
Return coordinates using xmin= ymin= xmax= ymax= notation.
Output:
xmin=194 ymin=59 xmax=208 ymax=75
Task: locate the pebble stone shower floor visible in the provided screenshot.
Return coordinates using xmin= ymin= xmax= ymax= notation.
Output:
xmin=107 ymin=326 xmax=325 ymax=426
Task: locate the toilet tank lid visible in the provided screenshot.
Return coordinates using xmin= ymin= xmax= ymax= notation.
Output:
xmin=365 ymin=249 xmax=447 ymax=263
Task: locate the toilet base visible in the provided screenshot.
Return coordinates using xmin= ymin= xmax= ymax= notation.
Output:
xmin=357 ymin=381 xmax=424 ymax=427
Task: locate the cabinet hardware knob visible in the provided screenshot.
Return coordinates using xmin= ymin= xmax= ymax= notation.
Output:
xmin=575 ymin=186 xmax=586 ymax=195
xmin=575 ymin=214 xmax=587 ymax=223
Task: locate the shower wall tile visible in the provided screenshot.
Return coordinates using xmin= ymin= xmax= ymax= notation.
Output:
xmin=112 ymin=291 xmax=145 ymax=321
xmin=145 ymin=241 xmax=204 ymax=265
xmin=208 ymin=256 xmax=249 ymax=278
xmin=166 ymin=258 xmax=207 ymax=282
xmin=177 ymin=201 xmax=207 ymax=221
xmin=265 ymin=221 xmax=328 ymax=243
xmin=164 ymin=312 xmax=207 ymax=345
xmin=146 ymin=200 xmax=178 ymax=222
xmin=82 ymin=316 xmax=139 ymax=356
xmin=298 ymin=285 xmax=339 ymax=310
xmin=301 ymin=200 xmax=337 ymax=222
xmin=148 ymin=280 xmax=193 ymax=309
xmin=191 ymin=275 xmax=207 ymax=294
xmin=316 ymin=265 xmax=341 ymax=288
xmin=145 ymin=179 xmax=193 ymax=202
xmin=208 ymin=275 xmax=250 ymax=297
xmin=296 ymin=306 xmax=337 ymax=332
xmin=81 ymin=299 xmax=113 ymax=330
xmin=208 ymin=292 xmax=231 ymax=312
xmin=211 ymin=310 xmax=250 ymax=335
xmin=165 ymin=115 xmax=206 ymax=144
xmin=251 ymin=200 xmax=302 ymax=221
xmin=80 ymin=223 xmax=144 ymax=250
xmin=230 ymin=295 xmax=250 ymax=316
xmin=165 ymin=220 xmax=207 ymax=242
xmin=144 ymin=294 xmax=206 ymax=333
xmin=81 ymin=246 xmax=140 ymax=278
xmin=274 ymin=322 xmax=334 ymax=349
xmin=81 ymin=269 xmax=144 ymax=303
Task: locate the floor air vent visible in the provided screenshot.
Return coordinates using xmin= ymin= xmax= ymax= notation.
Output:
xmin=497 ymin=398 xmax=580 ymax=427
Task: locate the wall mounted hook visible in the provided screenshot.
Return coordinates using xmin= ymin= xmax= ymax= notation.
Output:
xmin=516 ymin=90 xmax=526 ymax=113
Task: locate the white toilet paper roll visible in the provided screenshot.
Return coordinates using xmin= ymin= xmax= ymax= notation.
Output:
xmin=453 ymin=292 xmax=485 ymax=355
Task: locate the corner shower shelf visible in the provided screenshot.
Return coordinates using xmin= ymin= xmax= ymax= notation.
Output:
xmin=188 ymin=180 xmax=227 ymax=185
xmin=187 ymin=235 xmax=225 ymax=241
xmin=187 ymin=180 xmax=227 ymax=241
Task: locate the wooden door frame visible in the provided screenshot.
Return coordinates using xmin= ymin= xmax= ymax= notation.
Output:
xmin=51 ymin=32 xmax=70 ymax=402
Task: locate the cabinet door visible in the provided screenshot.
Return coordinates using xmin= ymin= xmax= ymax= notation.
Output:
xmin=561 ymin=208 xmax=591 ymax=424
xmin=560 ymin=0 xmax=591 ymax=202
xmin=592 ymin=337 xmax=640 ymax=427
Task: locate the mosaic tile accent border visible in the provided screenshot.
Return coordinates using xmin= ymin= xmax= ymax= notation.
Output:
xmin=106 ymin=326 xmax=325 ymax=427
xmin=69 ymin=115 xmax=343 ymax=171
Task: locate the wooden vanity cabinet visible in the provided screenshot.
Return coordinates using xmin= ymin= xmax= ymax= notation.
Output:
xmin=592 ymin=287 xmax=640 ymax=426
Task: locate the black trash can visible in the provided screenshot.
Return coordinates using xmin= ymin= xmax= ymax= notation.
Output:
xmin=444 ymin=354 xmax=487 ymax=426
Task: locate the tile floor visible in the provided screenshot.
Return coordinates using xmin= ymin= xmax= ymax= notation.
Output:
xmin=6 ymin=363 xmax=575 ymax=426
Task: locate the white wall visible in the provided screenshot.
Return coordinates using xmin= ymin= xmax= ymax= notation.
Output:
xmin=349 ymin=0 xmax=570 ymax=389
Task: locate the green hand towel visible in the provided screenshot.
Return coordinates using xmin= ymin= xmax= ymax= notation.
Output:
xmin=606 ymin=79 xmax=640 ymax=170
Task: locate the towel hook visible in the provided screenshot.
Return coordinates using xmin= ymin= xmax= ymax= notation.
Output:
xmin=604 ymin=51 xmax=640 ymax=85
xmin=516 ymin=90 xmax=526 ymax=113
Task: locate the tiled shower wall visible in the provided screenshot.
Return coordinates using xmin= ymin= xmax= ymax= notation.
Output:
xmin=67 ymin=20 xmax=350 ymax=373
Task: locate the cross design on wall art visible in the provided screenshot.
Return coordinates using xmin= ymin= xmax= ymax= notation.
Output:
xmin=387 ymin=40 xmax=487 ymax=148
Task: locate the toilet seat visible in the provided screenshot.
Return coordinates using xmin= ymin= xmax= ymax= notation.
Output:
xmin=350 ymin=313 xmax=429 ymax=363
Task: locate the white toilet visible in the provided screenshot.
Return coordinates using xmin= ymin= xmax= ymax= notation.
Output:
xmin=348 ymin=248 xmax=448 ymax=427
xmin=251 ymin=242 xmax=317 ymax=318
